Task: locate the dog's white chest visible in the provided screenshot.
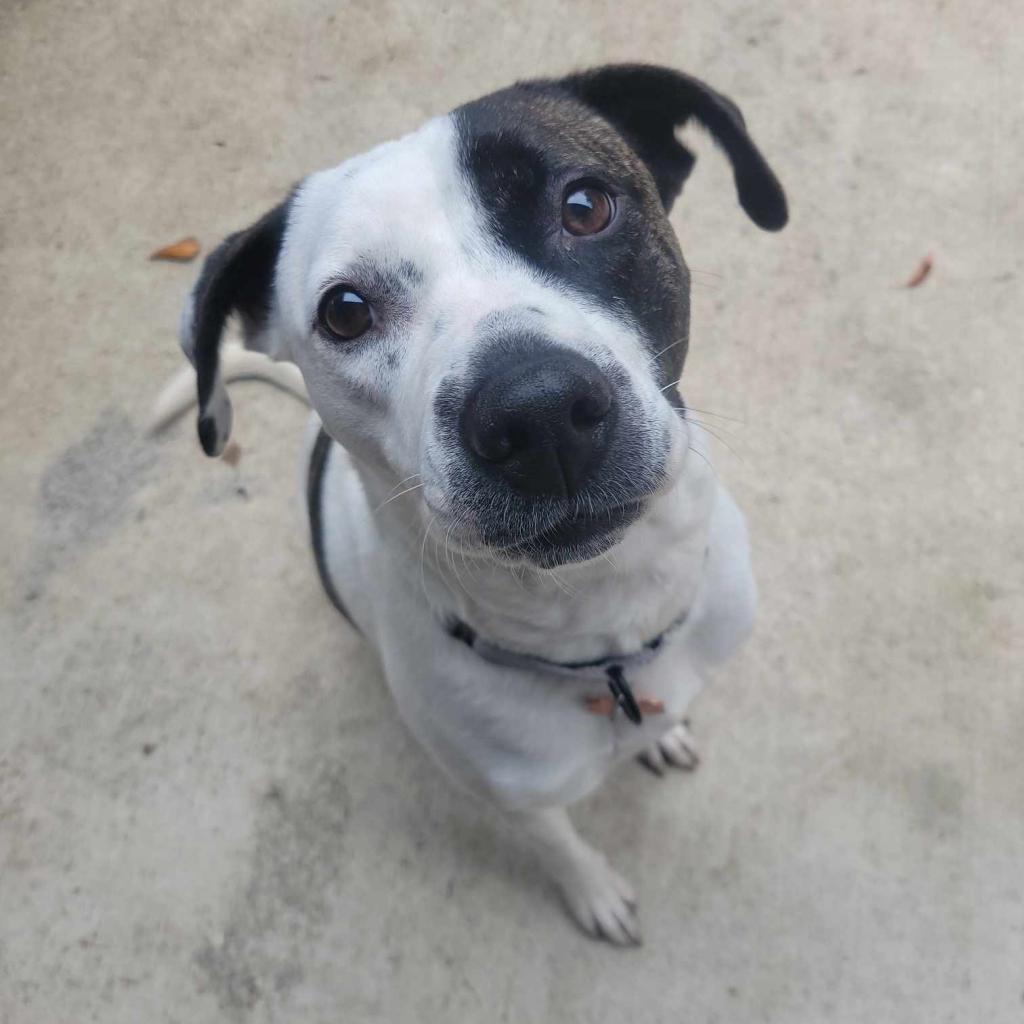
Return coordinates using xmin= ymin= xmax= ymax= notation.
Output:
xmin=312 ymin=431 xmax=751 ymax=810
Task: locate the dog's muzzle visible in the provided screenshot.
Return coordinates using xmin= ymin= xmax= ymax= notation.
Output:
xmin=431 ymin=333 xmax=664 ymax=566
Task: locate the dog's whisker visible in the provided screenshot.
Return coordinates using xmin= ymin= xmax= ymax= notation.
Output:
xmin=651 ymin=337 xmax=686 ymax=361
xmin=509 ymin=562 xmax=528 ymax=592
xmin=684 ymin=416 xmax=741 ymax=449
xmin=686 ymin=443 xmax=718 ymax=480
xmin=545 ymin=566 xmax=574 ymax=597
xmin=375 ymin=472 xmax=423 ymax=507
xmin=430 ymin=524 xmax=448 ymax=584
xmin=374 ymin=481 xmax=426 ymax=513
xmin=689 ymin=424 xmax=743 ymax=462
xmin=385 ymin=471 xmax=422 ymax=494
xmin=443 ymin=516 xmax=476 ymax=600
xmin=456 ymin=522 xmax=477 ymax=582
xmin=682 ymin=405 xmax=745 ymax=424
xmin=443 ymin=531 xmax=462 ymax=593
xmin=418 ymin=513 xmax=438 ymax=601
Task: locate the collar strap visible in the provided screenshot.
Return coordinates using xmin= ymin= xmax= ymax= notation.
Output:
xmin=445 ymin=606 xmax=691 ymax=727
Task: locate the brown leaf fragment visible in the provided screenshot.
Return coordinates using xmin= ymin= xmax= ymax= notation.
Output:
xmin=150 ymin=236 xmax=201 ymax=262
xmin=904 ymin=254 xmax=933 ymax=288
xmin=221 ymin=441 xmax=242 ymax=467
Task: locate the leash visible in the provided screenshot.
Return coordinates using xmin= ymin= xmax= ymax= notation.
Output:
xmin=308 ymin=428 xmax=359 ymax=627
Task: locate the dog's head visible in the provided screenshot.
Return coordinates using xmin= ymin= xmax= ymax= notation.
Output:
xmin=180 ymin=64 xmax=786 ymax=568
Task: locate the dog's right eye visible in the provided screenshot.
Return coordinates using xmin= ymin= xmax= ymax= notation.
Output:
xmin=318 ymin=286 xmax=373 ymax=341
xmin=562 ymin=182 xmax=615 ymax=237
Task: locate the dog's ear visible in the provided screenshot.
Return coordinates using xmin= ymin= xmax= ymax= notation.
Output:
xmin=179 ymin=197 xmax=291 ymax=456
xmin=552 ymin=64 xmax=787 ymax=230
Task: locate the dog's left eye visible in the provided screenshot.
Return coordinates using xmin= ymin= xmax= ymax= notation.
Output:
xmin=562 ymin=183 xmax=614 ymax=236
xmin=318 ymin=286 xmax=373 ymax=341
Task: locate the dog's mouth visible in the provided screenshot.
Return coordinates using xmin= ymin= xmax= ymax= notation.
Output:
xmin=488 ymin=500 xmax=644 ymax=567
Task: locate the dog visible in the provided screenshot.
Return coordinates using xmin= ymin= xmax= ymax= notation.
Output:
xmin=159 ymin=64 xmax=787 ymax=945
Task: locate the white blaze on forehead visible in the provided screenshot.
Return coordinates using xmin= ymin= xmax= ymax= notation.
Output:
xmin=277 ymin=116 xmax=474 ymax=333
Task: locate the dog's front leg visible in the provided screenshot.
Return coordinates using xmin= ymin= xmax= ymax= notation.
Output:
xmin=508 ymin=805 xmax=641 ymax=946
xmin=376 ymin=614 xmax=641 ymax=943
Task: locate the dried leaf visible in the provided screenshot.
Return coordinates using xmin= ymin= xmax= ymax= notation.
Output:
xmin=150 ymin=236 xmax=201 ymax=262
xmin=221 ymin=441 xmax=242 ymax=467
xmin=904 ymin=254 xmax=933 ymax=288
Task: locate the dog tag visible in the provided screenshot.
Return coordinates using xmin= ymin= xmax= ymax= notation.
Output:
xmin=606 ymin=665 xmax=643 ymax=726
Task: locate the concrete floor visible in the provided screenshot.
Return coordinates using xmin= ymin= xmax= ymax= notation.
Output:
xmin=1 ymin=1 xmax=1021 ymax=1021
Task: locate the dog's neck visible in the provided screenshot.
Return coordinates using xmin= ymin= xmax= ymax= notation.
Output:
xmin=360 ymin=434 xmax=717 ymax=664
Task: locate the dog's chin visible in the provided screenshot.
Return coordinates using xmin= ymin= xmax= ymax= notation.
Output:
xmin=486 ymin=500 xmax=645 ymax=569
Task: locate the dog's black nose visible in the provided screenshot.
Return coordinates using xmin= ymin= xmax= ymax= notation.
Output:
xmin=462 ymin=349 xmax=614 ymax=498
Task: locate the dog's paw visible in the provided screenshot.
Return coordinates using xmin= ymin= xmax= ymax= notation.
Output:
xmin=638 ymin=720 xmax=700 ymax=776
xmin=557 ymin=849 xmax=641 ymax=946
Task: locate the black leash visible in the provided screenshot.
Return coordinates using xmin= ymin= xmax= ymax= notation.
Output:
xmin=307 ymin=427 xmax=358 ymax=629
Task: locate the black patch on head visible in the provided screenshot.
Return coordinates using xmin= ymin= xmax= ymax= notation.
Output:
xmin=456 ymin=87 xmax=691 ymax=389
xmin=455 ymin=64 xmax=788 ymax=390
xmin=461 ymin=134 xmax=550 ymax=260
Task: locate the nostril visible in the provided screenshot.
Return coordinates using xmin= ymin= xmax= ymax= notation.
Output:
xmin=570 ymin=394 xmax=611 ymax=432
xmin=473 ymin=418 xmax=532 ymax=463
xmin=484 ymin=434 xmax=514 ymax=462
xmin=504 ymin=421 xmax=532 ymax=455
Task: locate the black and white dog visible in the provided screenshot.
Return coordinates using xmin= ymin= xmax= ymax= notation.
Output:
xmin=164 ymin=64 xmax=787 ymax=944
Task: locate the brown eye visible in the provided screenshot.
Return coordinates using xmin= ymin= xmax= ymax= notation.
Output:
xmin=318 ymin=286 xmax=372 ymax=341
xmin=562 ymin=183 xmax=614 ymax=236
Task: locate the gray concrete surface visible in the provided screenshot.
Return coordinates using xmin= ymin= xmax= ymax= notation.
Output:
xmin=1 ymin=1 xmax=1021 ymax=1021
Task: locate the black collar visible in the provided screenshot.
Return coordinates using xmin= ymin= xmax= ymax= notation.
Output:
xmin=445 ymin=605 xmax=691 ymax=726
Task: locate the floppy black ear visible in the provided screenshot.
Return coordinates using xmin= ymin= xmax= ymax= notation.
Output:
xmin=179 ymin=198 xmax=291 ymax=456
xmin=553 ymin=64 xmax=787 ymax=230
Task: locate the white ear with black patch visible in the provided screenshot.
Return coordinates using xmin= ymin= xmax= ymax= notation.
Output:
xmin=553 ymin=63 xmax=788 ymax=230
xmin=178 ymin=197 xmax=292 ymax=456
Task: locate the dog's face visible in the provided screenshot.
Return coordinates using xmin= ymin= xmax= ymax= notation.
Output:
xmin=182 ymin=65 xmax=786 ymax=568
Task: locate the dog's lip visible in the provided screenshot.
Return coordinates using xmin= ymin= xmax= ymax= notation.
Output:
xmin=495 ymin=500 xmax=643 ymax=554
xmin=421 ymin=498 xmax=642 ymax=558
